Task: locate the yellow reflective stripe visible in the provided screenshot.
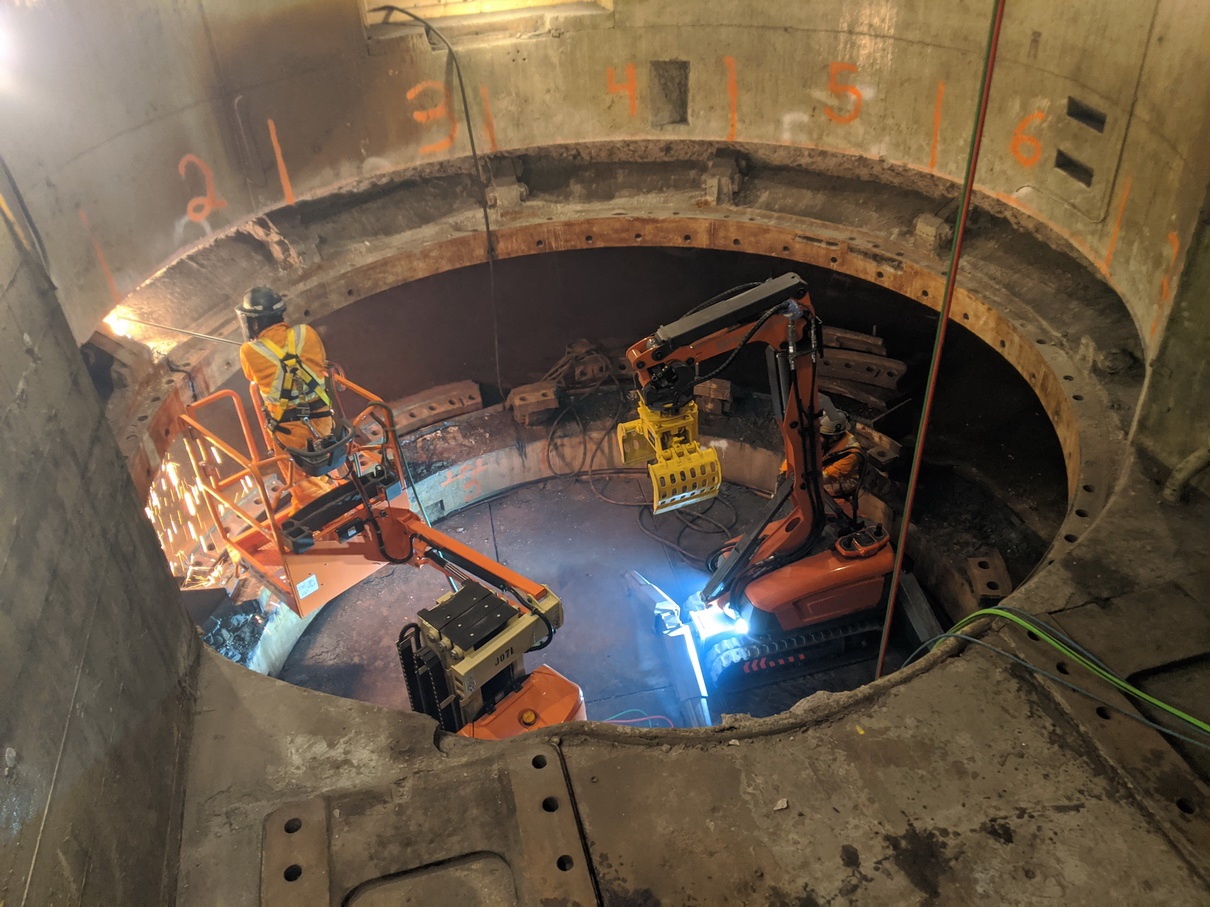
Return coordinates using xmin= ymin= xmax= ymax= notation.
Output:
xmin=249 ymin=338 xmax=289 ymax=416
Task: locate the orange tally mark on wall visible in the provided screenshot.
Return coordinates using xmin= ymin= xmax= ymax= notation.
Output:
xmin=723 ymin=56 xmax=738 ymax=141
xmin=824 ymin=62 xmax=862 ymax=124
xmin=1103 ymin=176 xmax=1132 ymax=273
xmin=266 ymin=119 xmax=296 ymax=205
xmin=929 ymin=82 xmax=945 ymax=171
xmin=177 ymin=154 xmax=227 ymax=223
xmin=606 ymin=63 xmax=638 ymax=118
xmin=478 ymin=85 xmax=499 ymax=152
xmin=407 ymin=80 xmax=458 ymax=155
xmin=78 ymin=207 xmax=121 ymax=305
xmin=1152 ymin=231 xmax=1181 ymax=339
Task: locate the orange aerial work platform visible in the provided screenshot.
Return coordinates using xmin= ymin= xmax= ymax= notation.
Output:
xmin=178 ymin=365 xmax=582 ymax=740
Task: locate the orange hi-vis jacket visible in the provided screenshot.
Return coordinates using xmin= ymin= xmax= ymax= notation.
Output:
xmin=239 ymin=323 xmax=331 ymax=425
xmin=822 ymin=432 xmax=863 ymax=497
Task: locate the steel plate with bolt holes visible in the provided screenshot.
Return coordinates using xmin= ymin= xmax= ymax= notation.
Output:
xmin=508 ymin=744 xmax=597 ymax=905
xmin=262 ymin=798 xmax=329 ymax=907
xmin=966 ymin=551 xmax=1012 ymax=600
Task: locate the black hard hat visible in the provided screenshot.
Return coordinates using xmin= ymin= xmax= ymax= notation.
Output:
xmin=237 ymin=286 xmax=286 ymax=318
xmin=236 ymin=286 xmax=286 ymax=340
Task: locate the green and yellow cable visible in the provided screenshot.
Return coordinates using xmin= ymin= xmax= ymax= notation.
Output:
xmin=915 ymin=606 xmax=1210 ymax=738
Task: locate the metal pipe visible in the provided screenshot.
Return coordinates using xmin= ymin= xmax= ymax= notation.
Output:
xmin=875 ymin=0 xmax=1009 ymax=679
xmin=1162 ymin=442 xmax=1210 ymax=504
xmin=120 ymin=316 xmax=242 ymax=346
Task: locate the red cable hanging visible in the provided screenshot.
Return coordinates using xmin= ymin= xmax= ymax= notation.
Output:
xmin=875 ymin=0 xmax=1010 ymax=679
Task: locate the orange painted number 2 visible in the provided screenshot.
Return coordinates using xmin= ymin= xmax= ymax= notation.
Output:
xmin=178 ymin=154 xmax=226 ymax=223
xmin=1010 ymin=112 xmax=1045 ymax=167
xmin=824 ymin=62 xmax=862 ymax=124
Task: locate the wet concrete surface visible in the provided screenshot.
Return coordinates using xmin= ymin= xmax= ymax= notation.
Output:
xmin=279 ymin=478 xmax=911 ymax=725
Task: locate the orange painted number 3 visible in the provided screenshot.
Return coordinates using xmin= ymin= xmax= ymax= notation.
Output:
xmin=824 ymin=62 xmax=862 ymax=124
xmin=1011 ymin=112 xmax=1045 ymax=167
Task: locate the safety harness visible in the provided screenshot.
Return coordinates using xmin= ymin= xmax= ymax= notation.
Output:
xmin=249 ymin=325 xmax=332 ymax=427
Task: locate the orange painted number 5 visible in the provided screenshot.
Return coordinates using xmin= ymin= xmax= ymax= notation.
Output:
xmin=824 ymin=62 xmax=862 ymax=124
xmin=1011 ymin=112 xmax=1045 ymax=167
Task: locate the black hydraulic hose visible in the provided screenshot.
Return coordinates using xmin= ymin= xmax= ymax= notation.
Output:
xmin=683 ymin=281 xmax=762 ymax=317
xmin=526 ymin=606 xmax=556 ymax=652
xmin=345 ymin=463 xmax=410 ymax=564
xmin=695 ymin=304 xmax=783 ymax=385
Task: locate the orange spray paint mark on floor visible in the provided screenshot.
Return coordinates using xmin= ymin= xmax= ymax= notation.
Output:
xmin=479 ymin=85 xmax=499 ymax=152
xmin=606 ymin=63 xmax=638 ymax=118
xmin=78 ymin=207 xmax=121 ymax=304
xmin=1103 ymin=176 xmax=1133 ymax=273
xmin=723 ymin=56 xmax=738 ymax=141
xmin=267 ymin=119 xmax=296 ymax=205
xmin=929 ymin=81 xmax=945 ymax=171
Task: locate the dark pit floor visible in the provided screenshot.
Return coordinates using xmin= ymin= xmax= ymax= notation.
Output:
xmin=278 ymin=478 xmax=911 ymax=726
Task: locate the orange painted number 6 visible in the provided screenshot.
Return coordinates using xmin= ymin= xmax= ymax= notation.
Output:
xmin=1010 ymin=112 xmax=1045 ymax=168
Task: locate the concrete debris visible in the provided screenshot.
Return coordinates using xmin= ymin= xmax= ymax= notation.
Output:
xmin=240 ymin=216 xmax=301 ymax=269
xmin=703 ymin=150 xmax=743 ymax=206
xmin=201 ymin=599 xmax=269 ymax=666
xmin=913 ymin=212 xmax=953 ymax=256
xmin=774 ymin=798 xmax=789 ymax=811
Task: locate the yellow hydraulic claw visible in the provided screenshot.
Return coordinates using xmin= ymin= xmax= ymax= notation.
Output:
xmin=617 ymin=400 xmax=722 ymax=514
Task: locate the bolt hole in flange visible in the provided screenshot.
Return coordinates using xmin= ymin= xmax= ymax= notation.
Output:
xmin=284 ymin=818 xmax=302 ymax=834
xmin=542 ymin=796 xmax=559 ymax=812
xmin=557 ymin=855 xmax=575 ymax=871
xmin=284 ymin=865 xmax=303 ymax=882
xmin=532 ymin=754 xmax=548 ymax=769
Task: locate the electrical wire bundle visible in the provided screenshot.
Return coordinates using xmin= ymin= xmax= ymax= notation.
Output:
xmin=909 ymin=606 xmax=1210 ymax=751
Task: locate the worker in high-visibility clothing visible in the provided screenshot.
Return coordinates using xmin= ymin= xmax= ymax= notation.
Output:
xmin=237 ymin=286 xmax=335 ymax=506
xmin=818 ymin=397 xmax=864 ymax=500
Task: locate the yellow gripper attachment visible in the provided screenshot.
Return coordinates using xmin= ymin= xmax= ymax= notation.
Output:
xmin=616 ymin=399 xmax=722 ymax=514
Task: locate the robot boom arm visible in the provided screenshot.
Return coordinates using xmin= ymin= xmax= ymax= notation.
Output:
xmin=620 ymin=273 xmax=831 ymax=602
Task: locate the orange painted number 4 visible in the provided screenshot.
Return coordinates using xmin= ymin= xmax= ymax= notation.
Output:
xmin=824 ymin=62 xmax=862 ymax=124
xmin=1011 ymin=112 xmax=1045 ymax=167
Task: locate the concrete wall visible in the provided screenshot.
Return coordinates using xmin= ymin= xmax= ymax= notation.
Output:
xmin=1 ymin=0 xmax=1207 ymax=358
xmin=1137 ymin=197 xmax=1210 ymax=491
xmin=0 ymin=225 xmax=196 ymax=902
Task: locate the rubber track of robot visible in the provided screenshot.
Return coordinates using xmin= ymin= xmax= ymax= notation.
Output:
xmin=705 ymin=616 xmax=882 ymax=688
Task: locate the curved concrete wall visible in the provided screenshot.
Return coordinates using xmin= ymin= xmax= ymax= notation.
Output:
xmin=1 ymin=0 xmax=1206 ymax=356
xmin=0 ymin=230 xmax=196 ymax=901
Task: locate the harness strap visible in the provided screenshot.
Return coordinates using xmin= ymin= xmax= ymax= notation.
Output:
xmin=250 ymin=326 xmax=331 ymax=422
